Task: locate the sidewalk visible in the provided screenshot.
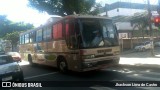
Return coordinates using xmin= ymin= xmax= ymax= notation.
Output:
xmin=119 ymin=47 xmax=160 ymax=67
xmin=120 ymin=49 xmax=134 ymax=55
xmin=120 ymin=47 xmax=160 ymax=58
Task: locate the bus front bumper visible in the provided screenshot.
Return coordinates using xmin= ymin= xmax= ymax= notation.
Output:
xmin=81 ymin=56 xmax=120 ymax=71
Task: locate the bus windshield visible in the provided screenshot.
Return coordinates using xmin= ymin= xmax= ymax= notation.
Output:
xmin=79 ymin=18 xmax=118 ymax=48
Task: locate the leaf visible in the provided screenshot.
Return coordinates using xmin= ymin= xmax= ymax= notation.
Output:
xmin=28 ymin=0 xmax=96 ymax=16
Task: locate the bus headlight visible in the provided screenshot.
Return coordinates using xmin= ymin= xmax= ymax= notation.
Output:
xmin=114 ymin=51 xmax=120 ymax=55
xmin=82 ymin=55 xmax=95 ymax=59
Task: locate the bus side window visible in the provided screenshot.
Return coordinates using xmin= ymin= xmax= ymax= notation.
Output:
xmin=36 ymin=29 xmax=43 ymax=42
xmin=24 ymin=34 xmax=29 ymax=43
xmin=75 ymin=21 xmax=81 ymax=48
xmin=20 ymin=35 xmax=23 ymax=44
xmin=65 ymin=23 xmax=70 ymax=47
xmin=43 ymin=26 xmax=52 ymax=41
xmin=29 ymin=31 xmax=36 ymax=43
xmin=53 ymin=23 xmax=63 ymax=39
xmin=65 ymin=19 xmax=78 ymax=49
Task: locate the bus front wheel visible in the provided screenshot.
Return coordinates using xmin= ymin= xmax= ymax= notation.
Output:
xmin=28 ymin=55 xmax=34 ymax=66
xmin=58 ymin=58 xmax=68 ymax=73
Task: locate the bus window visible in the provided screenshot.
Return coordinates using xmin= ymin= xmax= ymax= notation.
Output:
xmin=79 ymin=18 xmax=118 ymax=48
xmin=75 ymin=20 xmax=81 ymax=48
xmin=22 ymin=35 xmax=24 ymax=44
xmin=29 ymin=31 xmax=36 ymax=43
xmin=25 ymin=34 xmax=29 ymax=43
xmin=20 ymin=36 xmax=21 ymax=44
xmin=20 ymin=35 xmax=23 ymax=44
xmin=19 ymin=37 xmax=21 ymax=44
xmin=65 ymin=19 xmax=78 ymax=49
xmin=53 ymin=23 xmax=62 ymax=39
xmin=53 ymin=24 xmax=57 ymax=39
xmin=36 ymin=29 xmax=43 ymax=42
xmin=43 ymin=26 xmax=52 ymax=41
xmin=65 ymin=23 xmax=69 ymax=36
xmin=58 ymin=23 xmax=62 ymax=38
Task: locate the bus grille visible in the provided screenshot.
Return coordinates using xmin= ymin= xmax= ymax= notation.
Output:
xmin=95 ymin=54 xmax=113 ymax=58
xmin=96 ymin=60 xmax=114 ymax=66
xmin=97 ymin=49 xmax=112 ymax=53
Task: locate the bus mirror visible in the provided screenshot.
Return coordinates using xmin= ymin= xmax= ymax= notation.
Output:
xmin=114 ymin=24 xmax=118 ymax=35
xmin=114 ymin=24 xmax=117 ymax=30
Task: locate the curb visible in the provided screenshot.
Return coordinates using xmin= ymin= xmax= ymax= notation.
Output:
xmin=117 ymin=64 xmax=160 ymax=69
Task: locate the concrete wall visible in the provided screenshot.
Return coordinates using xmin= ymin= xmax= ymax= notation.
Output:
xmin=119 ymin=38 xmax=160 ymax=50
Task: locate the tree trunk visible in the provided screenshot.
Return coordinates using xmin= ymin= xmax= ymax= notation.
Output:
xmin=142 ymin=29 xmax=144 ymax=41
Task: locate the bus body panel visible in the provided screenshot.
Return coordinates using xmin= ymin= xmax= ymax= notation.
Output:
xmin=68 ymin=46 xmax=120 ymax=72
xmin=19 ymin=15 xmax=120 ymax=72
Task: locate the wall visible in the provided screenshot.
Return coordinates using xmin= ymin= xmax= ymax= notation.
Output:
xmin=119 ymin=38 xmax=160 ymax=50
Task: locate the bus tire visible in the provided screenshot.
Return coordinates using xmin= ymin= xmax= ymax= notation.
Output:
xmin=18 ymin=71 xmax=24 ymax=82
xmin=57 ymin=57 xmax=68 ymax=73
xmin=142 ymin=48 xmax=145 ymax=52
xmin=28 ymin=54 xmax=34 ymax=66
xmin=114 ymin=58 xmax=120 ymax=64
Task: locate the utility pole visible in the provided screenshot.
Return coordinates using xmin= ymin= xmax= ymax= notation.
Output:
xmin=105 ymin=4 xmax=108 ymax=17
xmin=157 ymin=0 xmax=160 ymax=15
xmin=147 ymin=0 xmax=154 ymax=56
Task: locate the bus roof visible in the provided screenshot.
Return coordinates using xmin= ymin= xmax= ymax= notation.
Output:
xmin=64 ymin=14 xmax=111 ymax=19
xmin=20 ymin=15 xmax=111 ymax=35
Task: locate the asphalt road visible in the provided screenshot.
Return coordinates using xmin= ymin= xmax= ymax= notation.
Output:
xmin=14 ymin=59 xmax=160 ymax=90
xmin=3 ymin=48 xmax=160 ymax=90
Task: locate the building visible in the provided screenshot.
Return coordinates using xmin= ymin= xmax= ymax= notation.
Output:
xmin=99 ymin=1 xmax=160 ymax=49
xmin=105 ymin=1 xmax=157 ymax=17
xmin=100 ymin=1 xmax=159 ymax=39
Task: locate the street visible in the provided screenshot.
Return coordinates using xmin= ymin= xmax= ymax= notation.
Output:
xmin=13 ymin=47 xmax=160 ymax=90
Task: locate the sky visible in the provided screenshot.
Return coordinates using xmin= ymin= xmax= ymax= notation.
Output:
xmin=97 ymin=0 xmax=158 ymax=5
xmin=0 ymin=0 xmax=50 ymax=27
xmin=0 ymin=0 xmax=159 ymax=27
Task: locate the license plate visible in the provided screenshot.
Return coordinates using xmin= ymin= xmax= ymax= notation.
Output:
xmin=2 ymin=76 xmax=12 ymax=81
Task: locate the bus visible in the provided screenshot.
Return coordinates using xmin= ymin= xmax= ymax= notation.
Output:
xmin=19 ymin=15 xmax=120 ymax=73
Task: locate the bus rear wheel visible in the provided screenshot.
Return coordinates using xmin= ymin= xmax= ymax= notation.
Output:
xmin=28 ymin=55 xmax=34 ymax=66
xmin=58 ymin=58 xmax=68 ymax=73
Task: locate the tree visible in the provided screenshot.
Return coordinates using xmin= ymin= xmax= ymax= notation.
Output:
xmin=0 ymin=15 xmax=34 ymax=38
xmin=130 ymin=12 xmax=149 ymax=48
xmin=0 ymin=15 xmax=11 ymax=38
xmin=3 ymin=31 xmax=20 ymax=51
xmin=89 ymin=3 xmax=102 ymax=15
xmin=0 ymin=15 xmax=11 ymax=26
xmin=28 ymin=0 xmax=96 ymax=16
xmin=130 ymin=12 xmax=149 ymax=38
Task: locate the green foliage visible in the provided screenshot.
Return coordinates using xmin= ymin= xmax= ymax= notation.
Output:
xmin=28 ymin=0 xmax=96 ymax=16
xmin=3 ymin=31 xmax=20 ymax=46
xmin=130 ymin=12 xmax=149 ymax=29
xmin=0 ymin=15 xmax=34 ymax=38
xmin=89 ymin=3 xmax=102 ymax=15
xmin=130 ymin=12 xmax=149 ymax=37
xmin=0 ymin=15 xmax=11 ymax=37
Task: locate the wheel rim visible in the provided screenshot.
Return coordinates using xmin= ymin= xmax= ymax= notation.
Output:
xmin=28 ymin=56 xmax=32 ymax=64
xmin=59 ymin=61 xmax=66 ymax=71
xmin=142 ymin=48 xmax=145 ymax=51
